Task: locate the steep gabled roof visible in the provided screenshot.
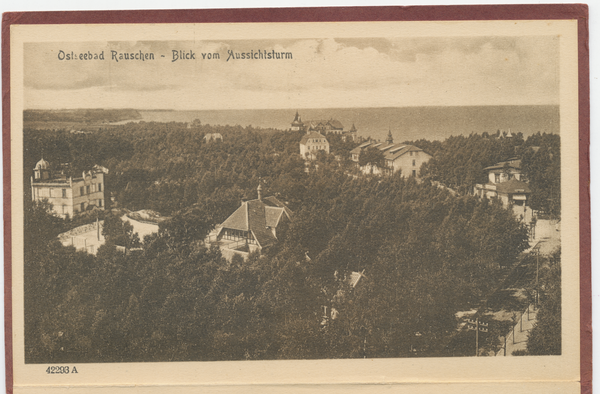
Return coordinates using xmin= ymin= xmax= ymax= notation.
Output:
xmin=265 ymin=207 xmax=284 ymax=228
xmin=219 ymin=196 xmax=292 ymax=249
xmin=303 ymin=119 xmax=344 ymax=130
xmin=247 ymin=200 xmax=277 ymax=248
xmin=351 ymin=142 xmax=427 ymax=161
xmin=219 ymin=204 xmax=249 ymax=231
xmin=350 ymin=141 xmax=374 ymax=154
xmin=327 ymin=119 xmax=344 ymax=129
xmin=263 ymin=196 xmax=293 ymax=219
xmin=385 ymin=145 xmax=424 ymax=161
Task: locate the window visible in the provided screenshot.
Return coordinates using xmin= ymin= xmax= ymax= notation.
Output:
xmin=80 ymin=186 xmax=84 ymax=196
xmin=86 ymin=185 xmax=90 ymax=194
xmin=62 ymin=205 xmax=67 ymax=214
xmin=412 ymin=160 xmax=416 ymax=166
xmin=97 ymin=183 xmax=102 ymax=192
xmin=62 ymin=189 xmax=67 ymax=198
xmin=98 ymin=199 xmax=103 ymax=207
xmin=80 ymin=202 xmax=85 ymax=212
xmin=410 ymin=151 xmax=413 ymax=156
xmin=412 ymin=170 xmax=416 ymax=177
xmin=495 ymin=174 xmax=500 ymax=183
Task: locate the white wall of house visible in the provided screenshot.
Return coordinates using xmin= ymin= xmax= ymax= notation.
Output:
xmin=390 ymin=151 xmax=431 ymax=178
xmin=32 ymin=171 xmax=105 ymax=218
xmin=488 ymin=171 xmax=522 ymax=184
xmin=300 ymin=139 xmax=330 ymax=159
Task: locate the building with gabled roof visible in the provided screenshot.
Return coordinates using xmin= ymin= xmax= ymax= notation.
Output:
xmin=211 ymin=186 xmax=292 ymax=260
xmin=482 ymin=158 xmax=524 ymax=184
xmin=475 ymin=159 xmax=532 ymax=222
xmin=290 ymin=111 xmax=358 ymax=141
xmin=300 ymin=131 xmax=330 ymax=160
xmin=350 ymin=133 xmax=432 ymax=177
xmin=302 ymin=119 xmax=344 ymax=134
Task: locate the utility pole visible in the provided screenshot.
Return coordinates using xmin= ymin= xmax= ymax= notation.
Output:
xmin=511 ymin=313 xmax=518 ymax=344
xmin=520 ymin=313 xmax=523 ymax=332
xmin=467 ymin=318 xmax=488 ymax=356
xmin=536 ymin=248 xmax=540 ymax=308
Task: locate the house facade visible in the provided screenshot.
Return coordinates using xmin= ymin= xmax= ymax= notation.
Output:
xmin=475 ymin=158 xmax=532 ymax=221
xmin=31 ymin=158 xmax=106 ymax=219
xmin=350 ymin=132 xmax=432 ymax=177
xmin=300 ymin=131 xmax=330 ymax=160
xmin=482 ymin=158 xmax=524 ymax=184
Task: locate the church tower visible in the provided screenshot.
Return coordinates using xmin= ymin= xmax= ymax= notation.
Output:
xmin=386 ymin=129 xmax=394 ymax=144
xmin=291 ymin=111 xmax=304 ymax=131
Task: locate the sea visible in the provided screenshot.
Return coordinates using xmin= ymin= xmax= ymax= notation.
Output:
xmin=133 ymin=106 xmax=559 ymax=142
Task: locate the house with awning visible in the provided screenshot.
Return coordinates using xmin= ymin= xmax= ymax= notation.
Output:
xmin=475 ymin=158 xmax=532 ymax=221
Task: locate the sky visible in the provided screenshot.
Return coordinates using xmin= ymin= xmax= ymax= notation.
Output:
xmin=24 ymin=35 xmax=559 ymax=110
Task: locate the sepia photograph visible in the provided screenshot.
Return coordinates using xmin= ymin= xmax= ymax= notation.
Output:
xmin=5 ymin=7 xmax=588 ymax=394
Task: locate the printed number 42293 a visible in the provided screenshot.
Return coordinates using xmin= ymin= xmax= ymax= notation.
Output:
xmin=46 ymin=366 xmax=78 ymax=374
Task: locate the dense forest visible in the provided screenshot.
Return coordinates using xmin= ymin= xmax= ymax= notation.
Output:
xmin=24 ymin=121 xmax=556 ymax=362
xmin=526 ymin=249 xmax=561 ymax=355
xmin=409 ymin=131 xmax=561 ymax=216
xmin=23 ymin=109 xmax=141 ymax=124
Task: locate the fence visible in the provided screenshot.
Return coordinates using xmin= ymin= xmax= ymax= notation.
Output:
xmin=58 ymin=221 xmax=103 ymax=241
xmin=496 ymin=303 xmax=537 ymax=356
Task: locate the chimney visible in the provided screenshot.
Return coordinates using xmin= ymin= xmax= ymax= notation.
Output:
xmin=257 ymin=183 xmax=262 ymax=201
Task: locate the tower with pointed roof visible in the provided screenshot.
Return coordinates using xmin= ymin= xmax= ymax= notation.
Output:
xmin=386 ymin=129 xmax=394 ymax=145
xmin=291 ymin=111 xmax=304 ymax=131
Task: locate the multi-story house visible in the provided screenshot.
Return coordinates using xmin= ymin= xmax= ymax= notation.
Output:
xmin=475 ymin=158 xmax=532 ymax=221
xmin=300 ymin=131 xmax=330 ymax=160
xmin=350 ymin=131 xmax=432 ymax=177
xmin=31 ymin=158 xmax=105 ymax=219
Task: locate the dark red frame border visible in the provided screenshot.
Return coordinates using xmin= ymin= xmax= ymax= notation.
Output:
xmin=2 ymin=5 xmax=590 ymax=394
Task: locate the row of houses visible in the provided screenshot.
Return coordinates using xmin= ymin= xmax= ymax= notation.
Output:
xmin=349 ymin=130 xmax=432 ymax=178
xmin=31 ymin=111 xmax=534 ymax=261
xmin=293 ymin=113 xmax=532 ymax=220
xmin=298 ymin=115 xmax=431 ymax=179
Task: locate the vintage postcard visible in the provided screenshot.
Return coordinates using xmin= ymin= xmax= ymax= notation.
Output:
xmin=3 ymin=5 xmax=590 ymax=394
